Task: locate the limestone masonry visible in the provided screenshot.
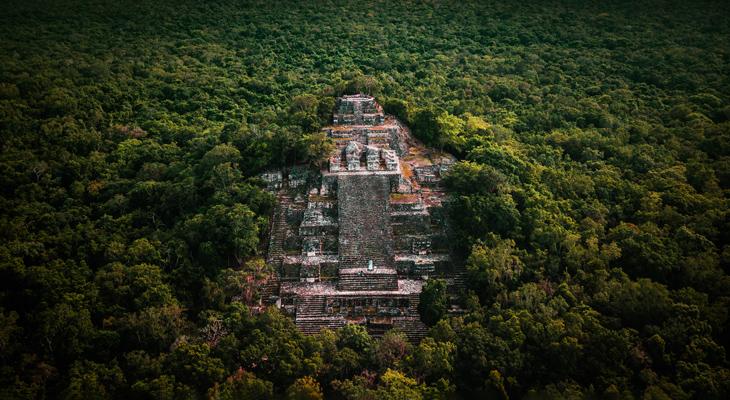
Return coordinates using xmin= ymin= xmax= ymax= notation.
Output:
xmin=261 ymin=95 xmax=463 ymax=341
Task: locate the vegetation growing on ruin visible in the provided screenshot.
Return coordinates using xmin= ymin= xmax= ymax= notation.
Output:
xmin=1 ymin=0 xmax=729 ymax=398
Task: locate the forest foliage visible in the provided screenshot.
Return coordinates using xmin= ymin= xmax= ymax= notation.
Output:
xmin=1 ymin=0 xmax=729 ymax=398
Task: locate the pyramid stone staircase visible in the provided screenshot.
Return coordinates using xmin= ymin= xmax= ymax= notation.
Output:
xmin=267 ymin=194 xmax=292 ymax=267
xmin=337 ymin=175 xmax=393 ymax=270
xmin=393 ymin=317 xmax=429 ymax=342
xmin=295 ymin=295 xmax=326 ymax=318
xmin=337 ymin=268 xmax=398 ymax=291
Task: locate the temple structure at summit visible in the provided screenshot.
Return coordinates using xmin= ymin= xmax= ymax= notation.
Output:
xmin=261 ymin=94 xmax=461 ymax=341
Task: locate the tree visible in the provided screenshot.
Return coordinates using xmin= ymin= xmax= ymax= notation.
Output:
xmin=607 ymin=222 xmax=681 ymax=281
xmin=117 ymin=304 xmax=188 ymax=353
xmin=166 ymin=343 xmax=225 ymax=392
xmin=411 ymin=108 xmax=441 ymax=146
xmin=301 ymin=131 xmax=334 ymax=168
xmin=237 ymin=308 xmax=321 ymax=387
xmin=184 ymin=203 xmax=263 ymax=266
xmin=447 ymin=193 xmax=521 ymax=243
xmin=332 ymin=369 xmax=434 ymax=400
xmin=376 ymin=369 xmax=428 ymax=400
xmin=338 ymin=324 xmax=374 ymax=355
xmin=382 ymin=98 xmax=411 ymax=123
xmin=435 ymin=112 xmax=465 ymax=151
xmin=466 ymin=238 xmax=525 ymax=303
xmin=95 ymin=262 xmax=174 ymax=313
xmin=198 ymin=144 xmax=241 ymax=176
xmin=62 ymin=361 xmax=124 ymax=400
xmin=593 ymin=275 xmax=673 ymax=328
xmin=208 ymin=368 xmax=273 ymax=400
xmin=346 ymin=76 xmax=382 ymax=96
xmin=217 ymin=258 xmax=274 ymax=306
xmin=286 ymin=376 xmax=324 ymax=400
xmin=407 ymin=337 xmax=456 ymax=382
xmin=455 ymin=322 xmax=522 ymax=391
xmin=418 ymin=279 xmax=448 ymax=326
xmin=443 ymin=161 xmax=508 ymax=195
xmin=131 ymin=375 xmax=197 ymax=400
xmin=374 ymin=330 xmax=411 ymax=371
xmin=317 ymin=97 xmax=336 ymax=124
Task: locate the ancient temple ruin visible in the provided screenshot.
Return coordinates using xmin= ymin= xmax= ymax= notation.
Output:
xmin=262 ymin=94 xmax=461 ymax=341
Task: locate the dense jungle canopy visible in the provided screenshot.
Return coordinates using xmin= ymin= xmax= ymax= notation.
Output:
xmin=1 ymin=0 xmax=729 ymax=398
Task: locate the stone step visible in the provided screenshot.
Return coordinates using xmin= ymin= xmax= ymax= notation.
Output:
xmin=337 ymin=268 xmax=399 ymax=291
xmin=296 ymin=317 xmax=348 ymax=335
xmin=338 ymin=174 xmax=394 ymax=269
xmin=393 ymin=317 xmax=429 ymax=343
xmin=295 ymin=295 xmax=326 ymax=318
xmin=408 ymin=293 xmax=420 ymax=311
xmin=366 ymin=323 xmax=391 ymax=338
xmin=259 ymin=277 xmax=280 ymax=305
xmin=266 ymin=194 xmax=292 ymax=265
xmin=448 ymin=272 xmax=468 ymax=293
